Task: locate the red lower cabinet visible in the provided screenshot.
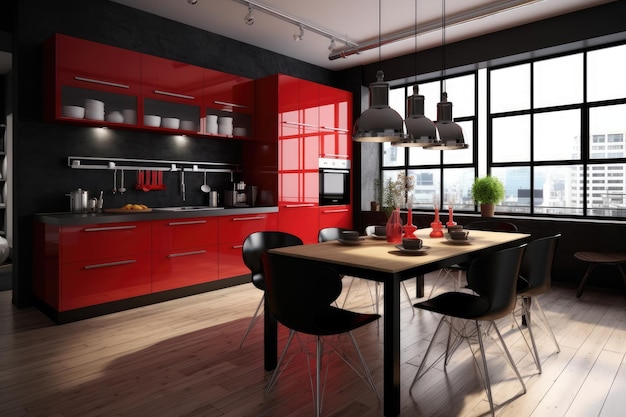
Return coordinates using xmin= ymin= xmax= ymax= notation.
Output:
xmin=60 ymin=254 xmax=151 ymax=310
xmin=319 ymin=205 xmax=353 ymax=230
xmin=218 ymin=213 xmax=278 ymax=278
xmin=278 ymin=205 xmax=319 ymax=244
xmin=151 ymin=246 xmax=219 ymax=292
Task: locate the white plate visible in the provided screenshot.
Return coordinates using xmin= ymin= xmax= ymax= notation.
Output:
xmin=394 ymin=245 xmax=431 ymax=255
xmin=444 ymin=236 xmax=473 ymax=245
xmin=337 ymin=237 xmax=365 ymax=245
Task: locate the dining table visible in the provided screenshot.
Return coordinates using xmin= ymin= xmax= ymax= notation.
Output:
xmin=265 ymin=227 xmax=530 ymax=416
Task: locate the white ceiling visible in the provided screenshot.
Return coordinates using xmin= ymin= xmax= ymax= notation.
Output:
xmin=110 ymin=0 xmax=614 ymax=71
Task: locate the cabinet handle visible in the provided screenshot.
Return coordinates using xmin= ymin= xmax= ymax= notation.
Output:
xmin=84 ymin=259 xmax=136 ymax=270
xmin=322 ymin=209 xmax=349 ymax=214
xmin=232 ymin=216 xmax=266 ymax=221
xmin=320 ymin=126 xmax=350 ymax=133
xmin=283 ymin=121 xmax=317 ymax=129
xmin=167 ymin=250 xmax=207 ymax=258
xmin=74 ymin=76 xmax=130 ymax=89
xmin=153 ymin=90 xmax=195 ymax=100
xmin=213 ymin=100 xmax=248 ymax=109
xmin=232 ymin=244 xmax=244 ymax=249
xmin=167 ymin=220 xmax=207 ymax=226
xmin=285 ymin=204 xmax=315 ymax=208
xmin=321 ymin=154 xmax=349 ymax=159
xmin=84 ymin=225 xmax=137 ymax=232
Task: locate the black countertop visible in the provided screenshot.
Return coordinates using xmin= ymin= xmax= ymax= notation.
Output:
xmin=35 ymin=206 xmax=279 ymax=226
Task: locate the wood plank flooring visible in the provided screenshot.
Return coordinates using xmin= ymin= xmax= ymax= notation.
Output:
xmin=1 ymin=273 xmax=625 ymax=417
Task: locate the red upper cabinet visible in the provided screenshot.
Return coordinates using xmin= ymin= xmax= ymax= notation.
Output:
xmin=204 ymin=69 xmax=254 ymax=138
xmin=319 ymin=85 xmax=352 ymax=160
xmin=44 ymin=33 xmax=141 ymax=124
xmin=141 ymin=54 xmax=203 ymax=132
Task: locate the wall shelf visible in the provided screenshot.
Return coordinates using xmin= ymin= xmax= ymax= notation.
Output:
xmin=67 ymin=156 xmax=241 ymax=179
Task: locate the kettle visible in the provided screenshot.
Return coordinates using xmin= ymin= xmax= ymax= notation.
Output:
xmin=68 ymin=189 xmax=89 ymax=213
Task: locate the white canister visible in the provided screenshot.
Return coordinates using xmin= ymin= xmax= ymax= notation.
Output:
xmin=122 ymin=109 xmax=137 ymax=124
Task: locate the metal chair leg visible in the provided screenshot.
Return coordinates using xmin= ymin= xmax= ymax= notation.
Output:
xmin=239 ymin=294 xmax=264 ymax=348
xmin=266 ymin=330 xmax=296 ymax=393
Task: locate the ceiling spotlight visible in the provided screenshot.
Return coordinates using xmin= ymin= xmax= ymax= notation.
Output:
xmin=293 ymin=24 xmax=304 ymax=42
xmin=244 ymin=6 xmax=254 ymax=25
xmin=187 ymin=0 xmax=197 ymax=4
xmin=328 ymin=37 xmax=336 ymax=51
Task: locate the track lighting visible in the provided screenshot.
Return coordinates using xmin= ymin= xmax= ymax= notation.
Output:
xmin=187 ymin=0 xmax=197 ymax=4
xmin=328 ymin=37 xmax=336 ymax=51
xmin=244 ymin=6 xmax=254 ymax=25
xmin=293 ymin=24 xmax=304 ymax=42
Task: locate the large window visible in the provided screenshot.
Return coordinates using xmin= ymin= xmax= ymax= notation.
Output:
xmin=381 ymin=42 xmax=626 ymax=219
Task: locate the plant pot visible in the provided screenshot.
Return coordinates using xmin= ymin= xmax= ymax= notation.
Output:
xmin=480 ymin=203 xmax=496 ymax=217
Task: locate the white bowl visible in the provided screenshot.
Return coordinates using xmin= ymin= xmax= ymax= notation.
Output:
xmin=218 ymin=116 xmax=233 ymax=125
xmin=161 ymin=117 xmax=180 ymax=129
xmin=218 ymin=124 xmax=233 ymax=135
xmin=122 ymin=109 xmax=137 ymax=124
xmin=144 ymin=115 xmax=161 ymax=127
xmin=180 ymin=120 xmax=195 ymax=131
xmin=85 ymin=99 xmax=104 ymax=111
xmin=85 ymin=109 xmax=105 ymax=121
xmin=106 ymin=111 xmax=124 ymax=123
xmin=62 ymin=105 xmax=85 ymax=119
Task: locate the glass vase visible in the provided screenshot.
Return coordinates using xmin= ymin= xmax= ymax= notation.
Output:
xmin=403 ymin=205 xmax=417 ymax=238
xmin=386 ymin=208 xmax=403 ymax=244
xmin=430 ymin=208 xmax=444 ymax=237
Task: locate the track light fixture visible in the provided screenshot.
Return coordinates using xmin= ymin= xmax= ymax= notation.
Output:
xmin=187 ymin=0 xmax=198 ymax=4
xmin=244 ymin=5 xmax=254 ymax=25
xmin=328 ymin=37 xmax=336 ymax=51
xmin=293 ymin=24 xmax=304 ymax=42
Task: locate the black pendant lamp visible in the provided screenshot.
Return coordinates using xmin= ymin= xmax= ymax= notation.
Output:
xmin=425 ymin=0 xmax=468 ymax=151
xmin=393 ymin=0 xmax=438 ymax=148
xmin=353 ymin=0 xmax=407 ymax=143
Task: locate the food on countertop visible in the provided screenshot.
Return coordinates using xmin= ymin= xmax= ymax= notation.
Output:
xmin=121 ymin=203 xmax=149 ymax=210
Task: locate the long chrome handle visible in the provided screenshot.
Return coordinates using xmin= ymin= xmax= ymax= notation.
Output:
xmin=232 ymin=244 xmax=244 ymax=249
xmin=84 ymin=225 xmax=137 ymax=232
xmin=283 ymin=121 xmax=318 ymax=129
xmin=232 ymin=216 xmax=266 ymax=221
xmin=321 ymin=209 xmax=349 ymax=213
xmin=213 ymin=100 xmax=248 ymax=109
xmin=167 ymin=220 xmax=207 ymax=226
xmin=320 ymin=126 xmax=350 ymax=133
xmin=320 ymin=153 xmax=349 ymax=159
xmin=84 ymin=259 xmax=136 ymax=270
xmin=167 ymin=250 xmax=207 ymax=258
xmin=74 ymin=76 xmax=130 ymax=89
xmin=284 ymin=204 xmax=316 ymax=208
xmin=154 ymin=90 xmax=195 ymax=100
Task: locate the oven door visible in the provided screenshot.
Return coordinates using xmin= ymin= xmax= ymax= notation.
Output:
xmin=319 ymin=168 xmax=350 ymax=206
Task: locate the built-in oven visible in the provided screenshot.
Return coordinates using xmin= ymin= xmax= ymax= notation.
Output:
xmin=319 ymin=158 xmax=351 ymax=206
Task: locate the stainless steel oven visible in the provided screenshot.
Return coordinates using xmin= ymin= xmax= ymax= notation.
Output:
xmin=319 ymin=158 xmax=351 ymax=206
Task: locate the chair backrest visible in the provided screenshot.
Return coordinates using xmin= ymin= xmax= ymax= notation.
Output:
xmin=242 ymin=231 xmax=303 ymax=290
xmin=466 ymin=244 xmax=526 ymax=321
xmin=264 ymin=253 xmax=342 ymax=335
xmin=318 ymin=227 xmax=350 ymax=243
xmin=518 ymin=234 xmax=561 ymax=296
xmin=465 ymin=220 xmax=518 ymax=232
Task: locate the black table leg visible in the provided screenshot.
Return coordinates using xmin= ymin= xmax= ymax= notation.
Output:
xmin=264 ymin=291 xmax=277 ymax=371
xmin=415 ymin=274 xmax=424 ymax=298
xmin=383 ymin=277 xmax=401 ymax=416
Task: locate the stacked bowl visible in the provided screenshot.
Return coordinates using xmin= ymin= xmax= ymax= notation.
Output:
xmin=218 ymin=116 xmax=233 ymax=135
xmin=85 ymin=99 xmax=105 ymax=120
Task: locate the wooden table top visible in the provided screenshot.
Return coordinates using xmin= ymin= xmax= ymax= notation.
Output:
xmin=269 ymin=228 xmax=530 ymax=275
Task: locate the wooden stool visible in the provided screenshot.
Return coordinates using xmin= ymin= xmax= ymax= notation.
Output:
xmin=574 ymin=252 xmax=626 ymax=298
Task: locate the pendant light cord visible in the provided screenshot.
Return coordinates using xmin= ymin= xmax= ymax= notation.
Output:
xmin=442 ymin=0 xmax=447 ymax=94
xmin=378 ymin=0 xmax=382 ymax=65
xmin=414 ymin=0 xmax=417 ymax=82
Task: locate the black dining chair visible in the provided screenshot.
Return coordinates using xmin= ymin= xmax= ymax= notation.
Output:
xmin=410 ymin=244 xmax=527 ymax=416
xmin=263 ymin=252 xmax=380 ymax=417
xmin=319 ymin=227 xmax=414 ymax=314
xmin=514 ymin=234 xmax=561 ymax=373
xmin=429 ymin=220 xmax=519 ymax=298
xmin=238 ymin=231 xmax=303 ymax=349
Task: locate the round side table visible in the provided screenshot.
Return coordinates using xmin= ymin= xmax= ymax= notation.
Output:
xmin=574 ymin=251 xmax=626 ymax=298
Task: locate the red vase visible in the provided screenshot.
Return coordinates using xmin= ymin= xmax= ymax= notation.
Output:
xmin=403 ymin=206 xmax=417 ymax=238
xmin=386 ymin=208 xmax=403 ymax=244
xmin=430 ymin=208 xmax=444 ymax=238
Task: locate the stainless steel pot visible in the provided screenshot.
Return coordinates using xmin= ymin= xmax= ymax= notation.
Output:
xmin=68 ymin=189 xmax=89 ymax=213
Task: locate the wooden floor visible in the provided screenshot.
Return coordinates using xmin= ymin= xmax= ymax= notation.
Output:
xmin=1 ymin=273 xmax=625 ymax=417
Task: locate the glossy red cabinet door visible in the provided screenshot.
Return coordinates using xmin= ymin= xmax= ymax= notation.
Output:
xmin=60 ymin=222 xmax=151 ymax=264
xmin=60 ymin=253 xmax=151 ymax=311
xmin=151 ymin=217 xmax=218 ymax=251
xmin=218 ymin=213 xmax=278 ymax=278
xmin=141 ymin=54 xmax=204 ymax=106
xmin=152 ymin=247 xmax=219 ymax=292
xmin=319 ymin=85 xmax=352 ymax=159
xmin=54 ymin=34 xmax=141 ymax=94
xmin=278 ymin=205 xmax=319 ymax=244
xmin=319 ymin=205 xmax=353 ymax=230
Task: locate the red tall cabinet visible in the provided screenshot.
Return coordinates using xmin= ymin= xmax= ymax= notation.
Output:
xmin=254 ymin=74 xmax=353 ymax=244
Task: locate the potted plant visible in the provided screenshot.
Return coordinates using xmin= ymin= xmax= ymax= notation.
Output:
xmin=471 ymin=176 xmax=505 ymax=217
